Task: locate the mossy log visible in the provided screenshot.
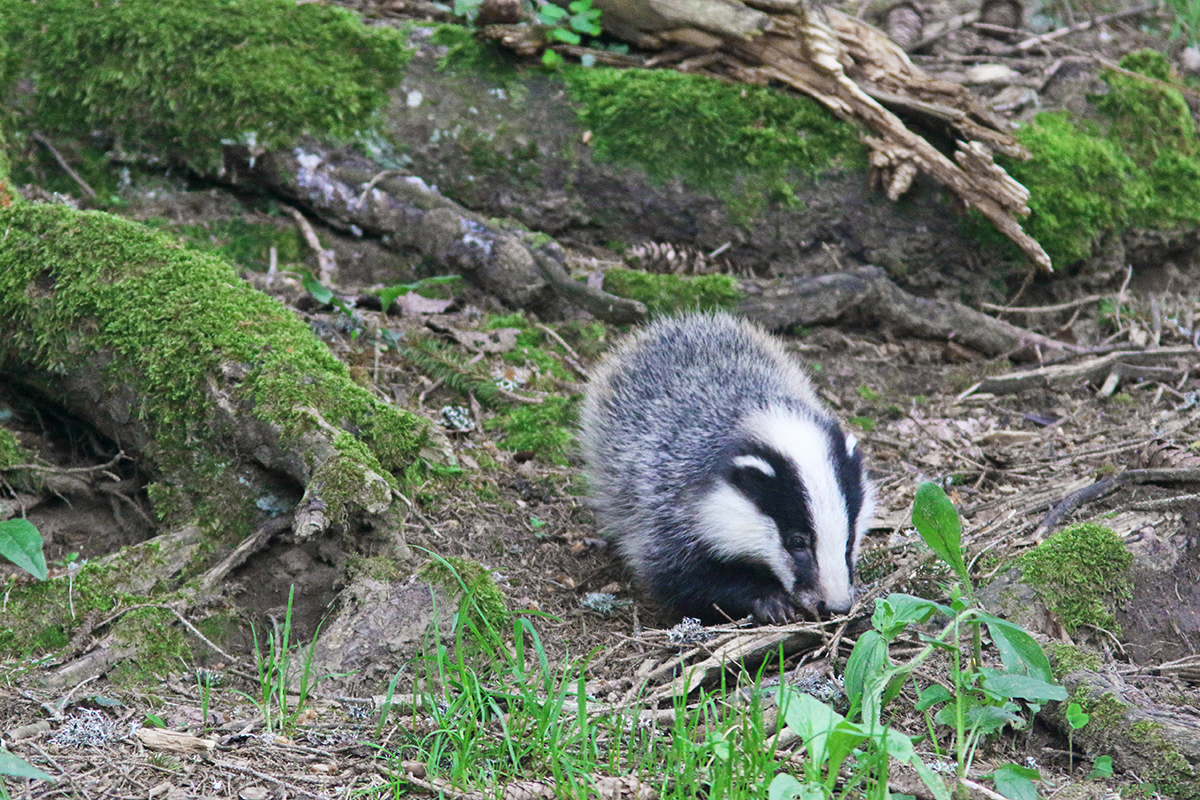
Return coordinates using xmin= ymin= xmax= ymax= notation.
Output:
xmin=1050 ymin=669 xmax=1200 ymax=796
xmin=0 ymin=201 xmax=425 ymax=557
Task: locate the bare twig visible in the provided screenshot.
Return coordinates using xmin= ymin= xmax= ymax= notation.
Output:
xmin=280 ymin=203 xmax=337 ymax=284
xmin=1036 ymin=468 xmax=1200 ymax=539
xmin=30 ymin=131 xmax=97 ymax=200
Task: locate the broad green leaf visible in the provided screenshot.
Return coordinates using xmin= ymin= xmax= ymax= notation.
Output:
xmin=911 ymin=482 xmax=968 ymax=584
xmin=1088 ymin=755 xmax=1113 ymax=779
xmin=768 ymin=774 xmax=824 ymax=800
xmin=301 ymin=273 xmax=352 ymax=314
xmin=982 ymin=671 xmax=1068 ymax=703
xmin=844 ymin=629 xmax=888 ymax=710
xmin=982 ymin=616 xmax=1053 ymax=682
xmin=872 ymin=593 xmax=945 ymax=641
xmin=962 ymin=703 xmax=1024 ymax=735
xmin=914 ymin=684 xmax=953 ymax=712
xmin=1066 ymin=702 xmax=1090 ymax=730
xmin=992 ymin=764 xmax=1040 ymax=800
xmin=780 ymin=690 xmax=864 ymax=770
xmin=0 ymin=519 xmax=47 ymax=580
xmin=0 ymin=750 xmax=53 ymax=781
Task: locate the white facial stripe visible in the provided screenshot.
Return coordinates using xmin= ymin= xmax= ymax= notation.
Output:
xmin=732 ymin=454 xmax=775 ymax=477
xmin=845 ymin=433 xmax=858 ymax=456
xmin=745 ymin=409 xmax=854 ymax=611
xmin=695 ymin=484 xmax=795 ymax=592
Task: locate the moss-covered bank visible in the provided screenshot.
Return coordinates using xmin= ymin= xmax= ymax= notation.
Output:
xmin=1001 ymin=49 xmax=1200 ymax=266
xmin=0 ymin=0 xmax=411 ymax=170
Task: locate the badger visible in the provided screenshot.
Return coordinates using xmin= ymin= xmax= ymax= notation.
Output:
xmin=579 ymin=311 xmax=874 ymax=625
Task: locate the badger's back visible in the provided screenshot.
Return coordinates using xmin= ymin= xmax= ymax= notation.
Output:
xmin=580 ymin=312 xmax=872 ymax=624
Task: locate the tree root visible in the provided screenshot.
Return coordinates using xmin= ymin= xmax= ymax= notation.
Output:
xmin=736 ymin=266 xmax=1079 ymax=359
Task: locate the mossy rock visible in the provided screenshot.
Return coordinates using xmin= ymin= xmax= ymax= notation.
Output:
xmin=1017 ymin=522 xmax=1133 ymax=636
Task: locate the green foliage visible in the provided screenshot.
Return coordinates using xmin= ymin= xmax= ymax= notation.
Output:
xmin=1097 ymin=50 xmax=1193 ymax=165
xmin=141 ymin=216 xmax=306 ymax=272
xmin=402 ymin=338 xmax=503 ymax=405
xmin=0 ymin=519 xmax=47 ymax=581
xmin=1165 ymin=0 xmax=1200 ymax=45
xmin=599 ymin=268 xmax=742 ymax=316
xmin=418 ymin=556 xmax=510 ymax=650
xmin=911 ymin=482 xmax=969 ymax=591
xmin=430 ymin=24 xmax=520 ymax=81
xmin=563 ymin=67 xmax=866 ymax=217
xmin=1004 ymin=113 xmax=1132 ymax=265
xmin=486 ymin=395 xmax=580 ymax=465
xmin=0 ymin=750 xmax=53 ymax=783
xmin=842 ymin=489 xmax=1075 ymax=800
xmin=244 ymin=586 xmax=332 ymax=733
xmin=537 ymin=0 xmax=603 ymax=46
xmin=1017 ymin=522 xmax=1133 ymax=635
xmin=0 ymin=0 xmax=411 ymax=170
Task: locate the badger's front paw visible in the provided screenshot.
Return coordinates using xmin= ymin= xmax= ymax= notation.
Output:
xmin=751 ymin=593 xmax=801 ymax=625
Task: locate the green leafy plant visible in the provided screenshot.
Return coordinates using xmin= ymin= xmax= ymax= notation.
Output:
xmin=844 ymin=482 xmax=1069 ymax=800
xmin=0 ymin=519 xmax=47 ymax=580
xmin=1163 ymin=0 xmax=1200 ymax=48
xmin=379 ymin=275 xmax=462 ymax=311
xmin=537 ymin=0 xmax=602 ymax=46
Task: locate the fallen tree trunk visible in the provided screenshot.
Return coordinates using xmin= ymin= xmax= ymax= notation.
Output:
xmin=0 ymin=201 xmax=425 ymax=550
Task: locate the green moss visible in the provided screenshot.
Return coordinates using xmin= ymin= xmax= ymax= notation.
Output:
xmin=1004 ymin=113 xmax=1133 ymax=266
xmin=1126 ymin=720 xmax=1199 ymax=798
xmin=0 ymin=428 xmax=24 ymax=469
xmin=0 ymin=0 xmax=411 ymax=170
xmin=0 ymin=203 xmax=426 ymax=536
xmin=431 ymin=24 xmax=521 ymax=84
xmin=1000 ymin=50 xmax=1200 ymax=267
xmin=563 ymin=67 xmax=866 ymax=218
xmin=486 ymin=395 xmax=580 ymax=466
xmin=1046 ymin=642 xmax=1102 ymax=678
xmin=1097 ymin=50 xmax=1193 ymax=165
xmin=1017 ymin=522 xmax=1133 ymax=635
xmin=600 ymin=268 xmax=742 ymax=317
xmin=110 ymin=607 xmax=191 ymax=685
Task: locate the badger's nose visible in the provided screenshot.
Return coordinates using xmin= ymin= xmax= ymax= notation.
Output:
xmin=817 ymin=597 xmax=853 ymax=618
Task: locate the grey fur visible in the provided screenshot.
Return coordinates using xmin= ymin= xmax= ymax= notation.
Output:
xmin=579 ymin=311 xmax=873 ymax=624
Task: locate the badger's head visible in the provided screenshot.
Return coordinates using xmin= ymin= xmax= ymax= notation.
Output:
xmin=695 ymin=407 xmax=873 ymax=623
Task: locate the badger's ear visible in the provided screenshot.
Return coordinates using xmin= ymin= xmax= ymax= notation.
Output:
xmin=845 ymin=433 xmax=858 ymax=456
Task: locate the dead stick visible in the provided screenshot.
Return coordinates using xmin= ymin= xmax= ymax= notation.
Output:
xmin=1036 ymin=468 xmax=1200 ymax=539
xmin=280 ymin=203 xmax=337 ymax=284
xmin=30 ymin=131 xmax=97 ymax=200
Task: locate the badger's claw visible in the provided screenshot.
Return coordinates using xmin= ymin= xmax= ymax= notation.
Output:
xmin=751 ymin=593 xmax=801 ymax=625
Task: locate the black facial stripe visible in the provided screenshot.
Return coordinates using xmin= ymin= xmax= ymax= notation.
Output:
xmin=823 ymin=422 xmax=865 ymax=579
xmin=726 ymin=443 xmax=813 ymax=553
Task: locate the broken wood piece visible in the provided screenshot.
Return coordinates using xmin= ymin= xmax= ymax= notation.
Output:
xmin=725 ymin=6 xmax=1050 ymax=270
xmin=135 ymin=727 xmax=217 ymax=754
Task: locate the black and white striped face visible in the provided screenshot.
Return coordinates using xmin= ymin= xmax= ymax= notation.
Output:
xmin=694 ymin=409 xmax=871 ymax=621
